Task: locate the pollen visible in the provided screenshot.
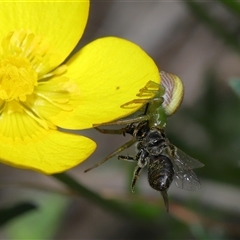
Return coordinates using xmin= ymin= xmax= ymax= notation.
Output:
xmin=0 ymin=30 xmax=79 ymax=141
xmin=0 ymin=56 xmax=37 ymax=101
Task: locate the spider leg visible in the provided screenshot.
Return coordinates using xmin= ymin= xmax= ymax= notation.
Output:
xmin=120 ymin=81 xmax=164 ymax=109
xmin=137 ymin=80 xmax=164 ymax=98
xmin=93 ymin=115 xmax=150 ymax=127
xmin=95 ymin=127 xmax=125 ymax=135
xmin=93 ymin=81 xmax=163 ymax=127
xmin=84 ymin=139 xmax=136 ymax=173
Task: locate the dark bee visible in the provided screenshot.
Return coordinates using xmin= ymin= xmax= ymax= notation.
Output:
xmin=85 ymin=71 xmax=204 ymax=211
xmin=112 ymin=120 xmax=203 ymax=211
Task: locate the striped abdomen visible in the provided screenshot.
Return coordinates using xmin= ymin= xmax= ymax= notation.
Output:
xmin=148 ymin=154 xmax=174 ymax=191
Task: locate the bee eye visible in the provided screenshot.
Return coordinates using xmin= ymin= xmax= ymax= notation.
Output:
xmin=160 ymin=71 xmax=184 ymax=115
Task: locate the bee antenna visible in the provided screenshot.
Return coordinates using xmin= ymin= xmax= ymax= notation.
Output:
xmin=160 ymin=190 xmax=169 ymax=212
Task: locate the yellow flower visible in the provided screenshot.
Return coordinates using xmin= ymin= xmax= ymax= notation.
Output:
xmin=0 ymin=1 xmax=160 ymax=174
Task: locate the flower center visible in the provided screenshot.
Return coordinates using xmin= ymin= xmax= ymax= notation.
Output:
xmin=0 ymin=56 xmax=37 ymax=102
xmin=0 ymin=30 xmax=80 ymax=141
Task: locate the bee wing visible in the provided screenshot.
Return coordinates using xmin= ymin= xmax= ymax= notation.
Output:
xmin=173 ymin=166 xmax=202 ymax=191
xmin=169 ymin=145 xmax=204 ymax=191
xmin=174 ymin=147 xmax=204 ymax=169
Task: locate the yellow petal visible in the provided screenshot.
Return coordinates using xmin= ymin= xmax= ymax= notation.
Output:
xmin=0 ymin=1 xmax=89 ymax=70
xmin=53 ymin=37 xmax=160 ymax=129
xmin=0 ymin=131 xmax=96 ymax=174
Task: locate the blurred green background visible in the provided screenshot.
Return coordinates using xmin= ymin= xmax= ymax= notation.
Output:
xmin=1 ymin=1 xmax=240 ymax=239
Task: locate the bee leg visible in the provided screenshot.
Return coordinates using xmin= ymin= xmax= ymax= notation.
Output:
xmin=118 ymin=155 xmax=137 ymax=163
xmin=160 ymin=190 xmax=169 ymax=212
xmin=118 ymin=155 xmax=139 ymax=190
xmin=118 ymin=147 xmax=143 ymax=163
xmin=118 ymin=154 xmax=143 ymax=193
xmin=125 ymin=152 xmax=148 ymax=193
xmin=84 ymin=139 xmax=136 ymax=173
xmin=131 ymin=166 xmax=143 ymax=193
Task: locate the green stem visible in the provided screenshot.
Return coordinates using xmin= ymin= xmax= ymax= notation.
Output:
xmin=0 ymin=202 xmax=37 ymax=227
xmin=52 ymin=172 xmax=138 ymax=219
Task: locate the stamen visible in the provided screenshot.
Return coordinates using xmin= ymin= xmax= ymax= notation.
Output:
xmin=0 ymin=56 xmax=38 ymax=101
xmin=1 ymin=30 xmax=52 ymax=76
xmin=38 ymin=65 xmax=68 ymax=81
xmin=0 ymin=30 xmax=79 ymax=140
